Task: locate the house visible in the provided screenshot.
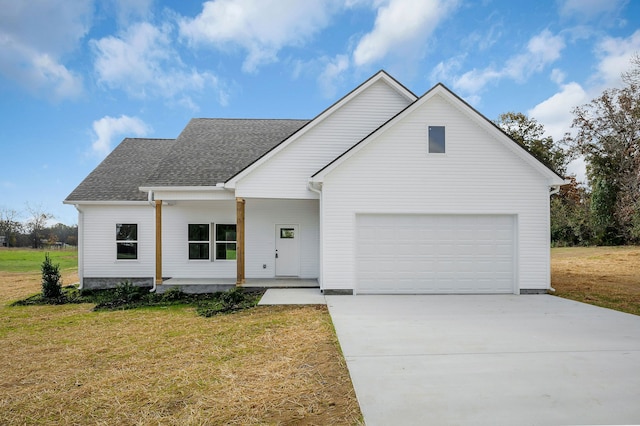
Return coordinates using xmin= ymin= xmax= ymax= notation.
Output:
xmin=64 ymin=71 xmax=566 ymax=295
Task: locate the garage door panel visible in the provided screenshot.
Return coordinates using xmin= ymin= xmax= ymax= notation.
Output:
xmin=356 ymin=214 xmax=515 ymax=294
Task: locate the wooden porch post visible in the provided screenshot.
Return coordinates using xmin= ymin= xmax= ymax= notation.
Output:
xmin=236 ymin=197 xmax=245 ymax=285
xmin=155 ymin=199 xmax=162 ymax=286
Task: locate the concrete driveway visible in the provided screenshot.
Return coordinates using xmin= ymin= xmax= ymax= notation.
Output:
xmin=326 ymin=295 xmax=640 ymax=425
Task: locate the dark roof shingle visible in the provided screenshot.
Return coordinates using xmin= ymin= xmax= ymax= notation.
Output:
xmin=65 ymin=138 xmax=176 ymax=202
xmin=65 ymin=119 xmax=309 ymax=202
xmin=143 ymin=118 xmax=309 ymax=187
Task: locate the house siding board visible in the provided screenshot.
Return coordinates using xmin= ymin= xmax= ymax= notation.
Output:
xmin=245 ymin=199 xmax=319 ymax=278
xmin=160 ymin=199 xmax=319 ymax=279
xmin=81 ymin=205 xmax=155 ymax=279
xmin=162 ymin=201 xmax=237 ymax=279
xmin=236 ymin=80 xmax=412 ymax=199
xmin=321 ymin=94 xmax=551 ymax=292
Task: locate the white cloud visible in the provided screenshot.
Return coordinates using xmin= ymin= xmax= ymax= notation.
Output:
xmin=550 ymin=68 xmax=566 ymax=85
xmin=528 ymin=79 xmax=589 ymax=183
xmin=353 ymin=0 xmax=459 ymax=67
xmin=453 ymin=29 xmax=565 ymax=95
xmin=318 ymin=54 xmax=350 ymax=98
xmin=429 ymin=56 xmax=465 ymax=84
xmin=91 ymin=115 xmax=151 ymax=156
xmin=528 ymin=81 xmax=588 ymax=141
xmin=0 ymin=0 xmax=91 ymax=100
xmin=109 ymin=0 xmax=154 ymax=25
xmin=559 ymin=0 xmax=628 ymax=20
xmin=179 ymin=0 xmax=337 ymax=73
xmin=91 ymin=22 xmax=227 ymax=107
xmin=592 ymin=29 xmax=640 ymax=88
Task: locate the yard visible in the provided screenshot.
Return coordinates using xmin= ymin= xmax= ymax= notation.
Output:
xmin=1 ymin=246 xmax=638 ymax=424
xmin=0 ymin=249 xmax=362 ymax=425
xmin=551 ymin=245 xmax=640 ymax=315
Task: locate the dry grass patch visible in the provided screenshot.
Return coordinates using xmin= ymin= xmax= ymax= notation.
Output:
xmin=551 ymin=246 xmax=640 ymax=315
xmin=0 ymin=272 xmax=362 ymax=425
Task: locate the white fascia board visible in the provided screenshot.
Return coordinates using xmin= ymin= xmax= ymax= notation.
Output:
xmin=62 ymin=200 xmax=150 ymax=205
xmin=225 ymin=71 xmax=418 ymax=189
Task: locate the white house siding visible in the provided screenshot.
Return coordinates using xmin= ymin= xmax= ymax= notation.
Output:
xmin=236 ymin=80 xmax=412 ymax=199
xmin=162 ymin=201 xmax=237 ymax=279
xmin=81 ymin=204 xmax=155 ymax=287
xmin=161 ymin=199 xmax=319 ymax=279
xmin=245 ymin=199 xmax=319 ymax=279
xmin=320 ymin=93 xmax=553 ymax=293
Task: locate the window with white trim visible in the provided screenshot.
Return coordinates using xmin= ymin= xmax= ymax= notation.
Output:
xmin=215 ymin=224 xmax=237 ymax=260
xmin=428 ymin=126 xmax=446 ymax=153
xmin=188 ymin=224 xmax=210 ymax=260
xmin=116 ymin=224 xmax=138 ymax=260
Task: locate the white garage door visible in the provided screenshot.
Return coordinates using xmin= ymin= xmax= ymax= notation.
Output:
xmin=356 ymin=214 xmax=515 ymax=294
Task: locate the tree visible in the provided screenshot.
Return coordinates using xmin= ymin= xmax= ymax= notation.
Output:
xmin=495 ymin=112 xmax=591 ymax=245
xmin=41 ymin=253 xmax=62 ymax=299
xmin=550 ymin=177 xmax=593 ymax=246
xmin=48 ymin=223 xmax=78 ymax=246
xmin=0 ymin=208 xmax=22 ymax=247
xmin=495 ymin=112 xmax=569 ymax=175
xmin=24 ymin=203 xmax=54 ymax=249
xmin=622 ymin=53 xmax=640 ymax=86
xmin=565 ymin=58 xmax=640 ymax=244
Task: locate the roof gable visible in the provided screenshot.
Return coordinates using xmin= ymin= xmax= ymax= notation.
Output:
xmin=312 ymin=83 xmax=565 ymax=185
xmin=224 ymin=70 xmax=418 ymax=187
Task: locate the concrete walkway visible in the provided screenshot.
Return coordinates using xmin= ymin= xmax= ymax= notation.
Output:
xmin=326 ymin=294 xmax=640 ymax=426
xmin=258 ymin=288 xmax=326 ymax=305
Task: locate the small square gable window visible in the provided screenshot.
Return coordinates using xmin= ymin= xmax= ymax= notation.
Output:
xmin=428 ymin=126 xmax=445 ymax=154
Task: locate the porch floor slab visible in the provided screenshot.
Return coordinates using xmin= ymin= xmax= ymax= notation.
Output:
xmin=161 ymin=278 xmax=319 ymax=288
xmin=258 ymin=288 xmax=326 ymax=305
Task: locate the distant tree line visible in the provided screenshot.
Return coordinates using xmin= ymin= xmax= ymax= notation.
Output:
xmin=0 ymin=205 xmax=77 ymax=248
xmin=496 ymin=55 xmax=640 ymax=246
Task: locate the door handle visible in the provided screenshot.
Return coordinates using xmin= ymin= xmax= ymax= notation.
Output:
xmin=275 ymin=250 xmax=278 ymax=259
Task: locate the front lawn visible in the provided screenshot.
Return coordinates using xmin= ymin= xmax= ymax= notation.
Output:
xmin=0 ymin=252 xmax=362 ymax=425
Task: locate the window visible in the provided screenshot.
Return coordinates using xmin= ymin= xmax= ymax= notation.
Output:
xmin=215 ymin=224 xmax=237 ymax=260
xmin=428 ymin=126 xmax=445 ymax=153
xmin=188 ymin=224 xmax=210 ymax=260
xmin=280 ymin=228 xmax=295 ymax=238
xmin=116 ymin=224 xmax=138 ymax=260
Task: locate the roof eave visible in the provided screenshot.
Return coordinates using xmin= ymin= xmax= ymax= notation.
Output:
xmin=63 ymin=200 xmax=150 ymax=205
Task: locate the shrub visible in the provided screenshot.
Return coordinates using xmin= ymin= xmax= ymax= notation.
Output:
xmin=114 ymin=280 xmax=143 ymax=303
xmin=41 ymin=253 xmax=62 ymax=299
xmin=196 ymin=288 xmax=260 ymax=317
xmin=161 ymin=286 xmax=186 ymax=302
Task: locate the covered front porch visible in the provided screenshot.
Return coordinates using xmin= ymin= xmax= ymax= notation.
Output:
xmin=150 ymin=193 xmax=320 ymax=293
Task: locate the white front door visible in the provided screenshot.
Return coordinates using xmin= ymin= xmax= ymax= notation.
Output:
xmin=275 ymin=224 xmax=300 ymax=276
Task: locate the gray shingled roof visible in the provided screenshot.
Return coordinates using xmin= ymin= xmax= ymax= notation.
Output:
xmin=65 ymin=119 xmax=309 ymax=202
xmin=143 ymin=118 xmax=309 ymax=187
xmin=65 ymin=138 xmax=176 ymax=202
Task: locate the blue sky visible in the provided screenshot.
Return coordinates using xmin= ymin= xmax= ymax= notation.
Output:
xmin=1 ymin=0 xmax=639 ymax=226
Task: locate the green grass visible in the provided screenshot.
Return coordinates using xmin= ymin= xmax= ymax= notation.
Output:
xmin=0 ymin=248 xmax=77 ymax=273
